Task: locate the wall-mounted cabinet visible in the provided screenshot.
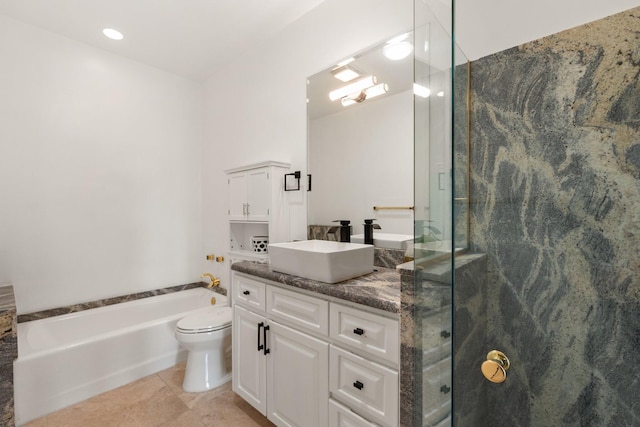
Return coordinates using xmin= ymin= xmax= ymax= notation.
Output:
xmin=225 ymin=161 xmax=290 ymax=261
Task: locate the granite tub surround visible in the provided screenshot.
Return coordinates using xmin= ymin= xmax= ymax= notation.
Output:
xmin=231 ymin=260 xmax=400 ymax=313
xmin=0 ymin=284 xmax=16 ymax=426
xmin=17 ymin=281 xmax=226 ymax=323
xmin=469 ymin=6 xmax=640 ymax=426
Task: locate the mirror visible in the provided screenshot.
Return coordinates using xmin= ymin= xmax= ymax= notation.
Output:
xmin=306 ymin=33 xmax=415 ymax=240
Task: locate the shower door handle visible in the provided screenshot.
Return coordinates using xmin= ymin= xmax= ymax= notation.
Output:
xmin=481 ymin=350 xmax=510 ymax=383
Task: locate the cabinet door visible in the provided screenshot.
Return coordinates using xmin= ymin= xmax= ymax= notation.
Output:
xmin=229 ymin=172 xmax=248 ymax=220
xmin=233 ymin=305 xmax=267 ymax=415
xmin=267 ymin=320 xmax=329 ymax=427
xmin=246 ymin=168 xmax=270 ymax=221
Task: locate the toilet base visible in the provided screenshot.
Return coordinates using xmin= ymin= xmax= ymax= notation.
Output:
xmin=181 ymin=331 xmax=232 ymax=393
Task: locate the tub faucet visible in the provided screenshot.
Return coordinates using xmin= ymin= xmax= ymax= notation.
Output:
xmin=200 ymin=273 xmax=220 ymax=288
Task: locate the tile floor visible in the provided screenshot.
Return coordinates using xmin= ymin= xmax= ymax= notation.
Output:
xmin=25 ymin=362 xmax=275 ymax=427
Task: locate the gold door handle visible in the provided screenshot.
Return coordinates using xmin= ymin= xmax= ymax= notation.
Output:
xmin=481 ymin=350 xmax=510 ymax=383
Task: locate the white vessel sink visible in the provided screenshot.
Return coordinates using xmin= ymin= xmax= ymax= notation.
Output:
xmin=268 ymin=240 xmax=374 ymax=283
xmin=351 ymin=233 xmax=414 ymax=249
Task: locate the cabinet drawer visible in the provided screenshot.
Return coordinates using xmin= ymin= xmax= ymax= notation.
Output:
xmin=422 ymin=307 xmax=452 ymax=366
xmin=233 ymin=274 xmax=266 ymax=311
xmin=329 ymin=399 xmax=378 ymax=427
xmin=422 ymin=357 xmax=451 ymax=426
xmin=329 ymin=345 xmax=398 ymax=427
xmin=330 ymin=304 xmax=399 ymax=365
xmin=267 ymin=286 xmax=329 ymax=336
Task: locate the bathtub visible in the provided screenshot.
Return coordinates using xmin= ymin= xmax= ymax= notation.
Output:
xmin=14 ymin=287 xmax=228 ymax=425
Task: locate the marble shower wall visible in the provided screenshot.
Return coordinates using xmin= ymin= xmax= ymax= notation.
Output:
xmin=468 ymin=7 xmax=640 ymax=426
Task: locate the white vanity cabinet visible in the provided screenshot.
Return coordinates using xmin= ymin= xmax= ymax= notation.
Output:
xmin=328 ymin=303 xmax=399 ymax=427
xmin=226 ymin=161 xmax=290 ymax=261
xmin=232 ymin=273 xmax=329 ymax=427
xmin=232 ymin=272 xmax=400 ymax=427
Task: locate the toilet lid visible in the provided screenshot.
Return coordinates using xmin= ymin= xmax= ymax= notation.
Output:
xmin=177 ymin=306 xmax=232 ymax=333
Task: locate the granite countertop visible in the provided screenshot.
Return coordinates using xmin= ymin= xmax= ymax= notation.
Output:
xmin=0 ymin=285 xmax=15 ymax=312
xmin=231 ymin=261 xmax=401 ymax=314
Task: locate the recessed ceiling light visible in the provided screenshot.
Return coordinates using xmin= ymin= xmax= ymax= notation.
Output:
xmin=102 ymin=28 xmax=124 ymax=41
xmin=332 ymin=66 xmax=361 ymax=82
xmin=383 ymin=41 xmax=413 ymax=60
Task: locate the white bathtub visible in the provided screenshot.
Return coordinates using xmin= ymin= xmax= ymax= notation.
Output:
xmin=14 ymin=287 xmax=228 ymax=425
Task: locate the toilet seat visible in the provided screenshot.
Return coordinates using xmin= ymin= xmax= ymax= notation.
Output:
xmin=176 ymin=307 xmax=232 ymax=334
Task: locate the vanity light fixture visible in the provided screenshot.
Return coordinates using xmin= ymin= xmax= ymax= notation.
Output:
xmin=365 ymin=83 xmax=389 ymax=99
xmin=340 ymin=83 xmax=389 ymax=107
xmin=102 ymin=28 xmax=124 ymax=40
xmin=329 ymin=75 xmax=377 ymax=101
xmin=413 ymin=83 xmax=431 ymax=98
xmin=340 ymin=91 xmax=366 ymax=107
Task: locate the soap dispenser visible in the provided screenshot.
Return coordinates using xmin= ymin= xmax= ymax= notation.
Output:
xmin=363 ymin=219 xmax=381 ymax=245
xmin=331 ymin=220 xmax=352 ymax=243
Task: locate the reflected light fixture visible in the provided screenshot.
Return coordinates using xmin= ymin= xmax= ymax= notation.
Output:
xmin=341 ymin=83 xmax=389 ymax=107
xmin=332 ymin=66 xmax=361 ymax=82
xmin=437 ymin=91 xmax=445 ymax=97
xmin=329 ymin=75 xmax=377 ymax=101
xmin=383 ymin=41 xmax=413 ymax=60
xmin=383 ymin=33 xmax=413 ymax=60
xmin=413 ymin=83 xmax=431 ymax=98
xmin=103 ymin=28 xmax=124 ymax=40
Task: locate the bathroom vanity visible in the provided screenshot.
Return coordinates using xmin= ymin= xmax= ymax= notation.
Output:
xmin=231 ymin=261 xmax=401 ymax=427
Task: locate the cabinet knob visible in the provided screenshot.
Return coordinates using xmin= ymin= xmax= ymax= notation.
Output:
xmin=353 ymin=328 xmax=364 ymax=336
xmin=353 ymin=380 xmax=364 ymax=390
xmin=440 ymin=330 xmax=451 ymax=338
xmin=243 ymin=290 xmax=250 ymax=295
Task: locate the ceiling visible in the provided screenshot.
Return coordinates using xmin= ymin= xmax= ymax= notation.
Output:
xmin=2 ymin=0 xmax=640 ymax=82
xmin=0 ymin=0 xmax=327 ymax=82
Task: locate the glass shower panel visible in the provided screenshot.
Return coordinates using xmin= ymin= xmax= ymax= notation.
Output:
xmin=412 ymin=0 xmax=459 ymax=426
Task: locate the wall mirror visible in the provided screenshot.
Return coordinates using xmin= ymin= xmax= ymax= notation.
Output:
xmin=306 ymin=33 xmax=415 ymax=241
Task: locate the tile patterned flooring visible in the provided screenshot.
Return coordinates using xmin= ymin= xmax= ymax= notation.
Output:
xmin=25 ymin=362 xmax=275 ymax=427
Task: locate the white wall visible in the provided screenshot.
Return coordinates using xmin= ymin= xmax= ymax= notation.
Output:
xmin=456 ymin=0 xmax=640 ymax=60
xmin=0 ymin=15 xmax=205 ymax=314
xmin=202 ymin=0 xmax=414 ymax=286
xmin=309 ymin=91 xmax=414 ymax=236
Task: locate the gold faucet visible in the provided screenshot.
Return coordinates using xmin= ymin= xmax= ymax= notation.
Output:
xmin=200 ymin=273 xmax=220 ymax=288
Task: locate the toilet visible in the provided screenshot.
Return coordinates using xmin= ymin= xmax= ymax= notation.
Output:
xmin=175 ymin=306 xmax=233 ymax=392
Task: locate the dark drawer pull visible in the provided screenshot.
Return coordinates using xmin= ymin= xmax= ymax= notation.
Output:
xmin=353 ymin=328 xmax=364 ymax=336
xmin=353 ymin=380 xmax=364 ymax=390
xmin=258 ymin=322 xmax=264 ymax=351
xmin=243 ymin=290 xmax=250 ymax=295
xmin=440 ymin=330 xmax=451 ymax=338
xmin=263 ymin=325 xmax=270 ymax=355
xmin=440 ymin=385 xmax=451 ymax=394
